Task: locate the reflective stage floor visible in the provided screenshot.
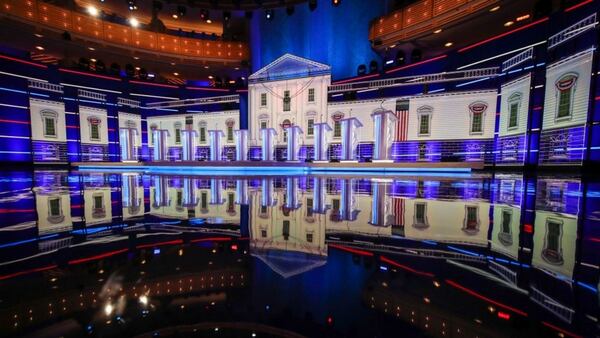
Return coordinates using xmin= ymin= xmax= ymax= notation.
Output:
xmin=0 ymin=171 xmax=598 ymax=337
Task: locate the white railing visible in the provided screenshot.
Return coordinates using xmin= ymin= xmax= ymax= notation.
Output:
xmin=530 ymin=286 xmax=574 ymax=323
xmin=145 ymin=94 xmax=240 ymax=109
xmin=502 ymin=47 xmax=534 ymax=71
xmin=28 ymin=80 xmax=63 ymax=93
xmin=118 ymin=97 xmax=141 ymax=107
xmin=78 ymin=89 xmax=106 ymax=101
xmin=548 ymin=13 xmax=597 ymax=49
xmin=488 ymin=260 xmax=517 ymax=285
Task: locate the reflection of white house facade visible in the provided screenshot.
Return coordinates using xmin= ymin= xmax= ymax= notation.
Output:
xmin=34 ymin=187 xmax=73 ymax=235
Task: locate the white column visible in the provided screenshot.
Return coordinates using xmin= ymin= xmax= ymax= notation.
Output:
xmin=313 ymin=123 xmax=332 ymax=162
xmin=152 ymin=129 xmax=169 ymax=161
xmin=340 ymin=117 xmax=363 ymax=162
xmin=285 ymin=126 xmax=303 ymax=162
xmin=260 ymin=128 xmax=278 ymax=161
xmin=234 ymin=129 xmax=249 ymax=161
xmin=371 ymin=109 xmax=397 ymax=162
xmin=181 ymin=129 xmax=198 ymax=161
xmin=208 ymin=130 xmax=225 ymax=161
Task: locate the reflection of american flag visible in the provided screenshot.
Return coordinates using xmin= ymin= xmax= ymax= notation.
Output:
xmin=392 ymin=197 xmax=404 ymax=226
xmin=395 ymin=99 xmax=409 ymax=141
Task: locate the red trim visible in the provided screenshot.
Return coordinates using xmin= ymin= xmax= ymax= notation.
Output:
xmin=59 ymin=68 xmax=121 ymax=81
xmin=445 ymin=279 xmax=528 ymax=316
xmin=0 ymin=208 xmax=35 ymax=213
xmin=385 ymin=54 xmax=448 ymax=74
xmin=542 ymin=321 xmax=583 ymax=338
xmin=190 ymin=237 xmax=232 ymax=243
xmin=0 ymin=264 xmax=57 ymax=281
xmin=236 ymin=89 xmax=248 ymax=93
xmin=588 ymin=237 xmax=600 ymax=242
xmin=68 ymin=248 xmax=129 ymax=265
xmin=459 ymin=18 xmax=549 ymax=53
xmin=328 ymin=244 xmax=373 ymax=256
xmin=0 ymin=119 xmax=30 ymax=125
xmin=136 ymin=239 xmax=183 ymax=249
xmin=332 ymin=73 xmax=380 ymax=85
xmin=0 ymin=54 xmax=48 ymax=69
xmin=380 ymin=256 xmax=435 ymax=277
xmin=594 ymin=96 xmax=600 ymax=101
xmin=130 ymin=80 xmax=179 ymax=88
xmin=564 ymin=0 xmax=593 ymax=12
xmin=66 ymin=125 xmax=80 ymax=129
xmin=186 ymin=86 xmax=231 ymax=92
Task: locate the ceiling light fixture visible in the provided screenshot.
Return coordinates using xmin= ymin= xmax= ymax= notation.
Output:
xmin=87 ymin=6 xmax=99 ymax=17
xmin=489 ymin=6 xmax=500 ymax=12
xmin=173 ymin=72 xmax=179 ymax=76
xmin=444 ymin=42 xmax=453 ymax=47
xmin=129 ymin=17 xmax=139 ymax=27
xmin=208 ymin=75 xmax=214 ymax=79
xmin=504 ymin=21 xmax=514 ymax=27
xmin=88 ymin=47 xmax=95 ymax=51
xmin=433 ymin=28 xmax=442 ymax=34
xmin=34 ymin=33 xmax=43 ymax=38
xmin=35 ymin=46 xmax=44 ymax=51
xmin=516 ymin=14 xmax=530 ymax=22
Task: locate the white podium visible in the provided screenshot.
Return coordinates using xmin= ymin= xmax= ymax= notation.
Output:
xmin=371 ymin=109 xmax=397 ymax=162
xmin=208 ymin=130 xmax=224 ymax=161
xmin=285 ymin=177 xmax=301 ymax=210
xmin=181 ymin=129 xmax=198 ymax=161
xmin=119 ymin=127 xmax=139 ymax=162
xmin=285 ymin=126 xmax=303 ymax=162
xmin=260 ymin=128 xmax=278 ymax=161
xmin=234 ymin=129 xmax=249 ymax=161
xmin=313 ymin=123 xmax=332 ymax=162
xmin=152 ymin=129 xmax=170 ymax=161
xmin=340 ymin=117 xmax=363 ymax=162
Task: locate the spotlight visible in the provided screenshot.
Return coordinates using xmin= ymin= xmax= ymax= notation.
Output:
xmin=286 ymin=6 xmax=294 ymax=15
xmin=265 ymin=9 xmax=273 ymax=20
xmin=309 ymin=0 xmax=317 ymax=11
xmin=87 ymin=5 xmax=99 ymax=17
xmin=127 ymin=0 xmax=137 ymax=11
xmin=129 ymin=17 xmax=139 ymax=27
xmin=504 ymin=21 xmax=514 ymax=27
xmin=332 ymin=0 xmax=341 ymax=6
xmin=35 ymin=46 xmax=44 ymax=51
xmin=433 ymin=28 xmax=442 ymax=34
xmin=223 ymin=11 xmax=231 ymax=21
xmin=444 ymin=42 xmax=453 ymax=47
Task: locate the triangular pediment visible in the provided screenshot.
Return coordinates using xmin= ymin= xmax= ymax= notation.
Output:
xmin=249 ymin=54 xmax=331 ymax=83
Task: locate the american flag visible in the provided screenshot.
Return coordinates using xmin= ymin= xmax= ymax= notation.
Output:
xmin=392 ymin=197 xmax=404 ymax=226
xmin=395 ymin=99 xmax=410 ymax=141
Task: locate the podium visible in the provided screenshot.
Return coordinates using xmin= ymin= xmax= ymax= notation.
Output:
xmin=260 ymin=128 xmax=278 ymax=161
xmin=119 ymin=127 xmax=139 ymax=162
xmin=181 ymin=129 xmax=198 ymax=161
xmin=284 ymin=126 xmax=303 ymax=161
xmin=370 ymin=182 xmax=392 ymax=226
xmin=208 ymin=130 xmax=224 ymax=161
xmin=152 ymin=129 xmax=170 ymax=161
xmin=340 ymin=117 xmax=363 ymax=162
xmin=234 ymin=129 xmax=249 ymax=161
xmin=313 ymin=123 xmax=332 ymax=162
xmin=340 ymin=178 xmax=359 ymax=221
xmin=371 ymin=109 xmax=397 ymax=162
xmin=285 ymin=177 xmax=301 ymax=210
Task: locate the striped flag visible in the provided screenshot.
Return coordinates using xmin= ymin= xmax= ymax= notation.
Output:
xmin=395 ymin=99 xmax=410 ymax=141
xmin=393 ymin=197 xmax=404 ymax=226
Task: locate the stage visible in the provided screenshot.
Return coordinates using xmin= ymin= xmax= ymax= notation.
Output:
xmin=72 ymin=160 xmax=483 ymax=174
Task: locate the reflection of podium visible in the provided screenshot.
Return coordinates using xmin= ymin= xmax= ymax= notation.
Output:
xmin=152 ymin=176 xmax=169 ymax=207
xmin=210 ymin=178 xmax=224 ymax=205
xmin=183 ymin=177 xmax=198 ymax=207
xmin=261 ymin=178 xmax=276 ymax=207
xmin=312 ymin=177 xmax=329 ymax=214
xmin=285 ymin=177 xmax=301 ymax=209
xmin=181 ymin=129 xmax=198 ymax=161
xmin=285 ymin=126 xmax=303 ymax=162
xmin=234 ymin=129 xmax=249 ymax=161
xmin=340 ymin=117 xmax=363 ymax=162
xmin=371 ymin=109 xmax=397 ymax=162
xmin=208 ymin=130 xmax=224 ymax=161
xmin=313 ymin=123 xmax=332 ymax=162
xmin=340 ymin=178 xmax=359 ymax=221
xmin=260 ymin=128 xmax=278 ymax=161
xmin=236 ymin=179 xmax=249 ymax=205
xmin=370 ymin=182 xmax=391 ymax=226
xmin=119 ymin=127 xmax=139 ymax=162
xmin=152 ymin=129 xmax=170 ymax=161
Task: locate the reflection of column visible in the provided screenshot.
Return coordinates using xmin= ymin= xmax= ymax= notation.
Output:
xmin=370 ymin=182 xmax=390 ymax=226
xmin=152 ymin=129 xmax=170 ymax=161
xmin=152 ymin=176 xmax=169 ymax=207
xmin=122 ymin=173 xmax=141 ymax=210
xmin=371 ymin=109 xmax=397 ymax=162
xmin=340 ymin=117 xmax=363 ymax=162
xmin=234 ymin=129 xmax=249 ymax=161
xmin=181 ymin=130 xmax=198 ymax=161
xmin=312 ymin=177 xmax=329 ymax=213
xmin=236 ymin=179 xmax=249 ymax=205
xmin=210 ymin=178 xmax=224 ymax=204
xmin=261 ymin=178 xmax=276 ymax=207
xmin=183 ymin=177 xmax=198 ymax=207
xmin=208 ymin=130 xmax=225 ymax=161
xmin=260 ymin=128 xmax=278 ymax=161
xmin=313 ymin=123 xmax=332 ymax=162
xmin=340 ymin=178 xmax=359 ymax=221
xmin=285 ymin=126 xmax=303 ymax=162
xmin=285 ymin=177 xmax=301 ymax=209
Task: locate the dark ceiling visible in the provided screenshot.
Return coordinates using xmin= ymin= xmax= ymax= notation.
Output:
xmin=162 ymin=0 xmax=309 ymax=10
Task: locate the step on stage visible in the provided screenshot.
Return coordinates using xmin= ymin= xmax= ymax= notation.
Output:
xmin=72 ymin=161 xmax=483 ymax=174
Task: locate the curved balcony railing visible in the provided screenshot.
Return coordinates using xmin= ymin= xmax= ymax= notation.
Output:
xmin=0 ymin=0 xmax=249 ymax=62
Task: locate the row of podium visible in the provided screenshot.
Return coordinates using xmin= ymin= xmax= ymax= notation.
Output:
xmin=149 ymin=110 xmax=397 ymax=162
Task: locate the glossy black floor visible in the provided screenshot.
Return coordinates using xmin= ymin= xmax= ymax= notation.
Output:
xmin=0 ymin=170 xmax=598 ymax=338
